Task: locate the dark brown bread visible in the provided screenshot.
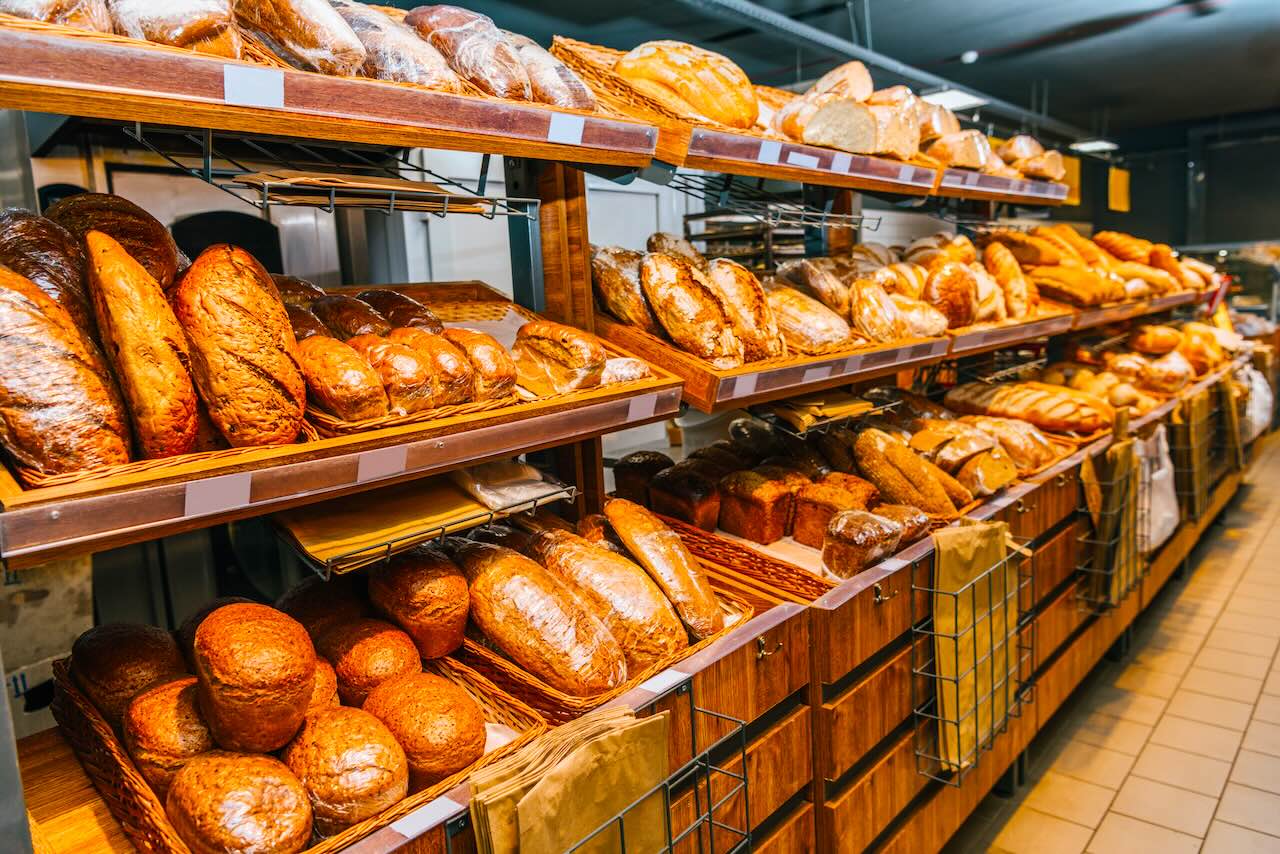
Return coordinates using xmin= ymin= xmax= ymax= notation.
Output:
xmin=315 ymin=618 xmax=421 ymax=707
xmin=46 ymin=193 xmax=180 ymax=291
xmin=792 ymin=482 xmax=866 ymax=549
xmin=311 ymin=294 xmax=392 ymax=340
xmin=368 ymin=545 xmax=469 ymax=660
xmin=276 ymin=574 xmax=371 ymax=642
xmin=176 ymin=597 xmax=254 ymax=667
xmin=72 ymin=623 xmax=186 ymax=730
xmin=346 ymin=333 xmax=437 ymax=415
xmin=286 ymin=304 xmax=331 ymax=341
xmin=0 ymin=209 xmax=93 ymax=335
xmin=273 ymin=274 xmax=325 ymax=308
xmin=613 ymin=450 xmax=674 ymax=505
xmin=386 ymin=326 xmax=473 ymax=406
xmin=296 ymin=335 xmax=389 ymax=422
xmin=357 ymin=289 xmax=444 ymax=333
xmin=822 ymin=510 xmax=903 ymax=579
xmin=122 ymin=676 xmax=214 ymax=800
xmin=718 ymin=471 xmax=794 ymax=545
xmin=362 ymin=671 xmax=486 ymax=791
xmin=282 ymin=706 xmax=409 ymax=836
xmin=648 ymin=462 xmax=721 ymax=532
xmin=307 ymin=658 xmax=340 ymax=715
xmin=166 ymin=751 xmax=312 ymax=854
xmin=172 ymin=245 xmax=306 ymax=446
xmin=193 ymin=603 xmax=316 ymax=752
xmin=442 ymin=327 xmax=516 ymax=400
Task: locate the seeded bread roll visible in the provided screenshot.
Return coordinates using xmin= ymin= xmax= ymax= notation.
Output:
xmin=72 ymin=623 xmax=186 ymax=730
xmin=362 ymin=671 xmax=486 ymax=791
xmin=122 ymin=676 xmax=214 ymax=800
xmin=367 ymin=545 xmax=469 ymax=660
xmin=315 ymin=618 xmax=421 ymax=707
xmin=166 ymin=751 xmax=312 ymax=854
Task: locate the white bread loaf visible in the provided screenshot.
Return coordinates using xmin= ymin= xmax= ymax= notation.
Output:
xmin=925 ymin=130 xmax=993 ymax=169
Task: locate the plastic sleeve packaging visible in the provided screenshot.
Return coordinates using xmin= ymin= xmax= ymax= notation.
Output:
xmin=449 ymin=459 xmax=567 ymax=511
xmin=329 ymin=0 xmax=461 ymax=91
xmin=851 ymin=278 xmax=907 ymax=343
xmin=234 ymin=0 xmax=366 ymax=75
xmin=404 ymin=5 xmax=531 ymax=100
xmin=106 ymin=0 xmax=241 ymax=58
xmin=600 ymin=357 xmax=651 ymax=385
xmin=1242 ymin=365 xmax=1273 ymax=443
xmin=0 ymin=0 xmax=111 ymax=31
xmin=502 ymin=31 xmax=596 ymax=110
xmin=1137 ymin=424 xmax=1178 ymax=553
xmin=511 ymin=340 xmax=602 ymax=397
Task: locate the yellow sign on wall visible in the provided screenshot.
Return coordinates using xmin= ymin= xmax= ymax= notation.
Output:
xmin=1063 ymin=155 xmax=1082 ymax=206
xmin=1108 ymin=167 xmax=1131 ymax=212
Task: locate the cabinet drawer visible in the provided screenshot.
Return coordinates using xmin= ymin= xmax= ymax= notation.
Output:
xmin=1030 ymin=517 xmax=1084 ymax=605
xmin=754 ymin=801 xmax=815 ymax=854
xmin=821 ymin=728 xmax=926 ymax=854
xmin=1033 ymin=577 xmax=1088 ymax=666
xmin=996 ymin=466 xmax=1081 ymax=540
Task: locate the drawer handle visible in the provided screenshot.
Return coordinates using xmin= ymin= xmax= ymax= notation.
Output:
xmin=874 ymin=583 xmax=898 ymax=604
xmin=1056 ymin=474 xmax=1071 ymax=487
xmin=756 ymin=636 xmax=783 ymax=660
xmin=1016 ymin=499 xmax=1036 ymax=514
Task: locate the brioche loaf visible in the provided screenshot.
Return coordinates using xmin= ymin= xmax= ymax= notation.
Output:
xmin=346 ymin=334 xmax=436 ymax=414
xmin=386 ymin=326 xmax=473 ymax=406
xmin=362 ymin=671 xmax=485 ymax=790
xmin=122 ymin=676 xmax=214 ymax=800
xmin=367 ymin=545 xmax=469 ymax=659
xmin=296 ymin=335 xmax=389 ymax=421
xmin=615 ymin=41 xmax=757 ymax=129
xmin=71 ymin=623 xmax=186 ymax=729
xmin=316 ymin=618 xmax=421 ymax=706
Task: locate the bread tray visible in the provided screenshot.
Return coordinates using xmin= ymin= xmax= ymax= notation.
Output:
xmin=50 ymin=655 xmax=546 ymax=854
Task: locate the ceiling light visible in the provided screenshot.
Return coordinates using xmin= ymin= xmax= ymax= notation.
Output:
xmin=1070 ymin=139 xmax=1119 ymax=153
xmin=920 ymin=88 xmax=989 ymax=112
xmin=960 ymin=50 xmax=979 ymax=64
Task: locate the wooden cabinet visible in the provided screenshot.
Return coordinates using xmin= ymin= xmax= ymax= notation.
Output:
xmin=995 ymin=466 xmax=1081 ymax=540
xmin=822 ymin=728 xmax=928 ymax=854
xmin=754 ymin=801 xmax=816 ymax=854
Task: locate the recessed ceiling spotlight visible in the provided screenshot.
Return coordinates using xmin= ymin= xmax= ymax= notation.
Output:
xmin=920 ymin=87 xmax=988 ymax=111
xmin=1069 ymin=139 xmax=1119 ymax=153
xmin=961 ymin=50 xmax=979 ymax=64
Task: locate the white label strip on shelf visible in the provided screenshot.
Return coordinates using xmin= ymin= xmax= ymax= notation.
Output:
xmin=222 ymin=64 xmax=284 ymax=109
xmin=803 ymin=365 xmax=832 ymax=383
xmin=184 ymin=472 xmax=252 ymax=518
xmin=357 ymin=446 xmax=408 ymax=484
xmin=722 ymin=372 xmax=759 ymax=401
xmin=757 ymin=140 xmax=782 ymax=164
xmin=832 ymin=152 xmax=852 ymax=173
xmin=546 ymin=113 xmax=586 ymax=146
xmin=389 ymin=795 xmax=465 ymax=838
xmin=785 ymin=150 xmax=821 ymax=170
xmin=637 ymin=667 xmax=689 ymax=696
xmin=626 ymin=392 xmax=659 ymax=422
xmin=843 ymin=354 xmax=863 ymax=374
xmin=897 ymin=164 xmax=915 ymax=183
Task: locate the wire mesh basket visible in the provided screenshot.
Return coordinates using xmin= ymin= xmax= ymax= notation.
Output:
xmin=1077 ymin=443 xmax=1142 ymax=613
xmin=1169 ymin=387 xmax=1217 ymax=522
xmin=911 ymin=534 xmax=1034 ymax=785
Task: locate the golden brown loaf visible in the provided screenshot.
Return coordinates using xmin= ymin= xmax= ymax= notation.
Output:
xmin=296 ymin=335 xmax=389 ymax=422
xmin=890 ymin=293 xmax=949 ymax=337
xmin=866 ymin=102 xmax=921 ymax=161
xmin=368 ymin=544 xmax=469 ymax=660
xmin=646 ymin=232 xmax=708 ymax=272
xmin=235 ymin=0 xmax=366 ymax=75
xmin=957 ymin=416 xmax=1057 ymax=473
xmin=1091 ymin=231 xmax=1152 ymax=264
xmin=386 ymin=326 xmax=473 ymax=406
xmin=810 ymin=60 xmax=873 ymax=101
xmin=276 ymin=573 xmax=371 ymax=642
xmin=0 ymin=267 xmax=131 ymax=473
xmin=85 ymin=230 xmax=199 ymax=458
xmin=193 ymin=602 xmax=316 ymax=752
xmin=311 ymin=294 xmax=392 ymax=340
xmin=996 ymin=134 xmax=1044 ymax=164
xmin=176 ymin=596 xmax=254 ymax=667
xmin=705 ymin=258 xmax=784 ymax=361
xmin=641 ymin=252 xmax=744 ymax=367
xmin=173 ymin=245 xmax=307 ymax=446
xmin=604 ymin=498 xmax=725 ymax=639
xmin=316 ymin=618 xmax=421 ymax=707
xmin=919 ymin=101 xmax=960 ymax=141
xmin=1130 ymin=325 xmax=1183 ymax=355
xmin=274 ymin=274 xmax=326 ymax=308
xmin=282 ymin=705 xmax=409 ymax=836
xmin=717 ymin=470 xmax=795 ymax=545
xmin=331 ymin=0 xmax=461 ymax=90
xmin=944 ymin=382 xmax=1114 ymax=434
xmin=792 ymin=482 xmax=864 ymax=550
xmin=512 ymin=320 xmax=606 ymax=395
xmin=346 ymin=333 xmax=436 ymax=415
xmin=362 ymin=671 xmax=485 ymax=790
xmin=306 ymin=658 xmax=340 ymax=715
xmin=1146 ymin=350 xmax=1194 ymax=393
xmin=122 ymin=676 xmax=214 ymax=800
xmin=774 ymin=93 xmax=876 ymax=154
xmin=777 ymin=257 xmax=851 ymax=318
xmin=405 ymin=5 xmax=530 ymax=100
xmin=441 ymin=327 xmax=517 ymax=400
xmin=71 ymin=623 xmax=186 ymax=729
xmin=767 ymin=285 xmax=853 ymax=352
xmin=1028 ymin=265 xmax=1123 ymax=307
xmin=1014 ymin=150 xmax=1066 ymax=182
xmin=46 ymin=193 xmax=180 ymax=292
xmin=1148 ymin=245 xmax=1199 ymax=291
xmin=1111 ymin=261 xmax=1179 ymax=295
xmin=922 ymin=262 xmax=980 ymax=329
xmin=956 ymin=448 xmax=1018 ymax=497
xmin=449 ymin=540 xmax=626 ymax=696
xmin=648 ymin=462 xmax=721 ymax=532
xmin=505 ymin=31 xmax=597 ymax=110
xmin=978 ymin=231 xmax=1063 ymax=267
xmin=591 ymin=246 xmax=662 ymax=335
xmin=0 ymin=209 xmax=94 ymax=338
xmin=530 ymin=530 xmax=688 ymax=672
xmin=821 ymin=471 xmax=880 ymax=506
xmin=926 ymin=130 xmax=993 ymax=169
xmin=822 ymin=510 xmax=903 ymax=578
xmin=356 ymin=289 xmax=444 ymax=333
xmin=286 ymin=304 xmax=331 ymax=341
xmin=615 ymin=41 xmax=758 ymax=129
xmin=106 ymin=0 xmax=240 ymax=56
xmin=982 ymin=242 xmax=1034 ymax=319
xmin=851 ymin=277 xmax=908 ymax=342
xmin=165 ymin=751 xmax=312 ymax=854
xmin=873 ymin=262 xmax=928 ymax=300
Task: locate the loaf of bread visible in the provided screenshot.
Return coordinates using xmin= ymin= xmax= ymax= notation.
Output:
xmin=615 ymin=41 xmax=757 ymax=129
xmin=46 ymin=193 xmax=180 ymax=292
xmin=1014 ymin=150 xmax=1066 ymax=181
xmin=851 ymin=278 xmax=908 ymax=343
xmin=957 ymin=416 xmax=1057 ymax=473
xmin=872 ymin=504 xmax=930 ymax=544
xmin=0 ymin=209 xmax=95 ymax=338
xmin=362 ymin=671 xmax=485 ymax=790
xmin=717 ymin=470 xmax=794 ymax=545
xmin=386 ymin=326 xmax=473 ymax=406
xmin=872 ymin=262 xmax=927 ymax=300
xmin=346 ymin=334 xmax=437 ymax=414
xmin=919 ymin=101 xmax=960 ymax=142
xmin=944 ymin=382 xmax=1114 ymax=434
xmin=193 ymin=603 xmax=316 ymax=752
xmin=1028 ymin=265 xmax=1123 ymax=307
xmin=996 ymin=134 xmax=1044 ymax=164
xmin=330 ymin=0 xmax=461 ymax=89
xmin=0 ymin=0 xmax=110 ymax=30
xmin=956 ymin=448 xmax=1018 ymax=497
xmin=921 ymin=262 xmax=979 ymax=329
xmin=853 ymin=429 xmax=955 ymax=515
xmin=311 ymin=295 xmax=392 ymax=339
xmin=821 ymin=471 xmax=879 ymax=505
xmin=441 ymin=327 xmax=517 ymax=400
xmin=316 ymin=618 xmax=421 ymax=707
xmin=122 ymin=676 xmax=214 ymax=800
xmin=286 ymin=304 xmax=330 ymax=341
xmin=276 ymin=573 xmax=370 ymax=642
xmin=282 ymin=706 xmax=408 ymax=836
xmin=1146 ymin=350 xmax=1194 ymax=393
xmin=640 ymin=252 xmax=744 ymax=368
xmin=810 ymin=60 xmax=873 ymax=101
xmin=235 ymin=0 xmax=365 ymax=74
xmin=405 ymin=5 xmax=530 ymax=99
xmin=505 ymin=31 xmax=596 ymax=110
xmin=1147 ymin=245 xmax=1196 ymax=291
xmin=295 ymin=335 xmax=388 ymax=421
xmin=1179 ymin=323 xmax=1226 ymax=375
xmin=890 ymin=293 xmax=950 ymax=337
xmin=774 ymin=93 xmax=877 ymax=154
xmin=647 ymin=462 xmax=720 ymax=531
xmin=777 ymin=257 xmax=851 ymax=318
xmin=512 ymin=320 xmax=606 ymax=396
xmin=926 ymin=130 xmax=993 ymax=169
xmin=867 ymin=102 xmax=921 ymax=161
xmin=274 ymin=275 xmax=326 ymax=308
xmin=706 ymin=258 xmax=784 ymax=361
xmin=822 ymin=510 xmax=903 ymax=578
xmin=449 ymin=540 xmax=626 ymax=695
xmin=175 ymin=596 xmax=254 ymax=667
xmin=1130 ymin=325 xmax=1185 ymax=361
xmin=767 ymin=285 xmax=853 ymax=352
xmin=981 ymin=242 xmax=1034 ymax=319
xmin=977 ymin=231 xmax=1064 ymax=267
xmin=368 ymin=544 xmax=469 ymax=659
xmin=72 ymin=623 xmax=186 ymax=729
xmin=1091 ymin=230 xmax=1152 ymax=264
xmin=814 ymin=428 xmax=856 ymax=474
xmin=355 ymin=289 xmax=443 ymax=333
xmin=792 ymin=482 xmax=866 ymax=549
xmin=86 ymin=230 xmax=199 ymax=458
xmin=307 ymin=659 xmax=340 ymax=715
xmin=530 ymin=530 xmax=688 ymax=672
xmin=612 ymin=450 xmax=673 ymax=505
xmin=908 ymin=421 xmax=997 ymax=472
xmin=173 ymin=245 xmax=306 ymax=446
xmin=591 ymin=246 xmax=662 ymax=335
xmin=577 ymin=513 xmax=629 ymax=556
xmin=106 ymin=0 xmax=240 ymax=57
xmin=168 ymin=752 xmax=312 ymax=852
xmin=647 ymin=233 xmax=707 ymax=272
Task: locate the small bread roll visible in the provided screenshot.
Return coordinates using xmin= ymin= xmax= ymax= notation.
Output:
xmin=275 ymin=574 xmax=370 ymax=642
xmin=122 ymin=676 xmax=214 ymax=799
xmin=362 ymin=672 xmax=485 ymax=791
xmin=316 ymin=618 xmax=421 ymax=706
xmin=306 ymin=659 xmax=340 ymax=715
xmin=71 ymin=624 xmax=186 ymax=729
xmin=166 ymin=752 xmax=312 ymax=854
xmin=367 ymin=545 xmax=469 ymax=660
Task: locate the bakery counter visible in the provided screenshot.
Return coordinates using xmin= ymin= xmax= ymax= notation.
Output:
xmin=935 ymin=168 xmax=1070 ymax=205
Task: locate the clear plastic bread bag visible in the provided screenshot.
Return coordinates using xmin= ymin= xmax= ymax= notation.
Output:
xmin=1137 ymin=425 xmax=1177 ymax=553
xmin=502 ymin=31 xmax=596 ymax=110
xmin=106 ymin=0 xmax=240 ymax=57
xmin=404 ymin=5 xmax=531 ymax=100
xmin=329 ymin=0 xmax=461 ymax=90
xmin=0 ymin=0 xmax=110 ymax=31
xmin=450 ymin=459 xmax=569 ymax=511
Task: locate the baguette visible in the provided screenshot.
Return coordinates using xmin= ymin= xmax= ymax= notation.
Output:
xmin=943 ymin=381 xmax=1114 ymax=434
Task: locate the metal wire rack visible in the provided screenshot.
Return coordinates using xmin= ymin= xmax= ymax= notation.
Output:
xmin=748 ymin=399 xmax=902 ymax=438
xmin=1077 ymin=446 xmax=1142 ymax=614
xmin=665 ymin=171 xmax=881 ymax=231
xmin=1169 ymin=387 xmax=1217 ymax=522
xmin=955 ymin=348 xmax=1048 ymax=385
xmin=911 ymin=536 xmax=1034 ymax=785
xmin=121 ymin=123 xmax=539 ymax=219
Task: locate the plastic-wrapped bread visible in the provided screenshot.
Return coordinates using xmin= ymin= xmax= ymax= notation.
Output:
xmin=600 ymin=357 xmax=651 ymax=385
xmin=925 ymin=130 xmax=993 ymax=170
xmin=590 ymin=246 xmax=661 ymax=335
xmin=957 ymin=416 xmax=1057 ymax=472
xmin=448 ymin=540 xmax=626 ymax=696
xmin=850 ymin=277 xmax=907 ymax=343
xmin=705 ymin=258 xmax=784 ymax=361
xmin=45 ymin=193 xmax=181 ymax=293
xmin=646 ymin=232 xmax=707 ymax=272
xmin=956 ymin=448 xmax=1018 ymax=497
xmin=529 ymin=530 xmax=687 ymax=672
xmin=640 ymin=252 xmax=743 ymax=368
xmin=405 ymin=5 xmax=530 ymax=100
xmin=603 ymin=498 xmax=724 ymax=639
xmin=922 ymin=262 xmax=979 ymax=329
xmin=996 ymin=134 xmax=1044 ymax=165
xmin=503 ymin=31 xmax=596 ymax=111
xmin=511 ymin=320 xmax=606 ymax=395
xmin=235 ymin=0 xmax=366 ymax=75
xmin=0 ymin=0 xmax=110 ymax=30
xmin=614 ymin=41 xmax=757 ymax=129
xmin=106 ymin=0 xmax=240 ymax=57
xmin=822 ymin=510 xmax=903 ymax=578
xmin=330 ymin=0 xmax=462 ymax=90
xmin=809 ymin=60 xmax=873 ymax=101
xmin=866 ymin=102 xmax=920 ymax=161
xmin=296 ymin=335 xmax=389 ymax=421
xmin=982 ymin=156 xmax=1023 ymax=180
xmin=766 ymin=285 xmax=853 ymax=352
xmin=1013 ymin=150 xmax=1066 ymax=182
xmin=889 ymin=293 xmax=949 ymax=337
xmin=777 ymin=258 xmax=851 ymax=318
xmin=982 ymin=242 xmax=1033 ymax=319
xmin=346 ymin=334 xmax=436 ymax=415
xmin=386 ymin=327 xmax=472 ymax=405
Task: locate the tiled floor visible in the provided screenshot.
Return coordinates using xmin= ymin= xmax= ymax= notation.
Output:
xmin=944 ymin=434 xmax=1280 ymax=854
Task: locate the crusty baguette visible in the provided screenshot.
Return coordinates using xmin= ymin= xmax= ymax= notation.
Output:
xmin=943 ymin=381 xmax=1114 ymax=434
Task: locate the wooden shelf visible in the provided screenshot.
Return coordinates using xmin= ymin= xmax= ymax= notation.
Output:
xmin=18 ymin=729 xmax=130 ymax=854
xmin=0 ymin=27 xmax=657 ymax=166
xmin=946 ymin=309 xmax=1076 ymax=358
xmin=935 ymin=168 xmax=1069 ymax=205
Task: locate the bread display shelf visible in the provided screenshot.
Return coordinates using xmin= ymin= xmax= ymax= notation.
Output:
xmin=1070 ymin=299 xmax=1154 ymax=330
xmin=0 ymin=20 xmax=657 ymax=167
xmin=935 ymin=168 xmax=1070 ymax=205
xmin=1147 ymin=291 xmax=1203 ymax=312
xmin=947 ymin=308 xmax=1077 ymax=357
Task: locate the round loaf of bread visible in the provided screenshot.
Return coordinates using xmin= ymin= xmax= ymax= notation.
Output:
xmin=283 ymin=706 xmax=409 ymax=836
xmin=316 ymin=618 xmax=420 ymax=706
xmin=122 ymin=676 xmax=214 ymax=799
xmin=367 ymin=546 xmax=468 ymax=660
xmin=193 ymin=603 xmax=316 ymax=752
xmin=176 ymin=597 xmax=254 ymax=666
xmin=71 ymin=623 xmax=186 ymax=729
xmin=362 ymin=671 xmax=485 ymax=790
xmin=166 ymin=751 xmax=311 ymax=854
xmin=307 ymin=658 xmax=340 ymax=715
xmin=276 ymin=574 xmax=370 ymax=642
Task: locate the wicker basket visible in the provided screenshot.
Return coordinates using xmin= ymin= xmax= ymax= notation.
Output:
xmin=51 ymin=656 xmax=546 ymax=854
xmin=663 ymin=517 xmax=834 ymax=603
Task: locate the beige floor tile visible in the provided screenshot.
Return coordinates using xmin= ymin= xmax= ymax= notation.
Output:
xmin=1231 ymin=749 xmax=1280 ymax=795
xmin=1232 ymin=583 xmax=1280 ymax=603
xmin=1110 ymin=776 xmax=1218 ymax=836
xmin=1205 ymin=627 xmax=1280 ymax=657
xmin=1084 ymin=685 xmax=1167 ymax=726
xmin=1131 ymin=648 xmax=1195 ymax=677
xmin=991 ymin=806 xmax=1093 ymax=854
xmin=1202 ymin=820 xmax=1280 ymax=854
xmin=1112 ymin=664 xmax=1182 ymax=699
xmin=1254 ymin=694 xmax=1280 ymax=726
xmin=1135 ymin=628 xmax=1205 ymax=655
xmin=1085 ymin=812 xmax=1201 ymax=854
xmin=1223 ymin=597 xmax=1280 ymax=619
xmin=1149 ymin=612 xmax=1216 ymax=637
xmin=1022 ymin=771 xmax=1115 ymax=828
xmin=1149 ymin=715 xmax=1243 ymax=761
xmin=1165 ymin=689 xmax=1254 ymax=731
xmin=1266 ymin=671 xmax=1280 ymax=697
xmin=1217 ymin=783 xmax=1280 ymax=837
xmin=1194 ymin=647 xmax=1274 ymax=679
xmin=1129 ymin=743 xmax=1231 ymax=797
xmin=1181 ymin=666 xmax=1264 ymax=702
xmin=1073 ymin=713 xmax=1153 ymax=756
xmin=1164 ymin=599 xmax=1224 ymax=621
xmin=1218 ymin=612 xmax=1280 ymax=639
xmin=1048 ymin=741 xmax=1135 ymax=789
xmin=1243 ymin=719 xmax=1280 ymax=758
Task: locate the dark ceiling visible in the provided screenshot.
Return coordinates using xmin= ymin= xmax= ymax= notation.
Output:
xmin=393 ymin=0 xmax=1280 ymax=134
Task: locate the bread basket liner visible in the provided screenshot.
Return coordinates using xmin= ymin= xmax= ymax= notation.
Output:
xmin=50 ymin=655 xmax=547 ymax=854
xmin=457 ymin=584 xmax=754 ymax=725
